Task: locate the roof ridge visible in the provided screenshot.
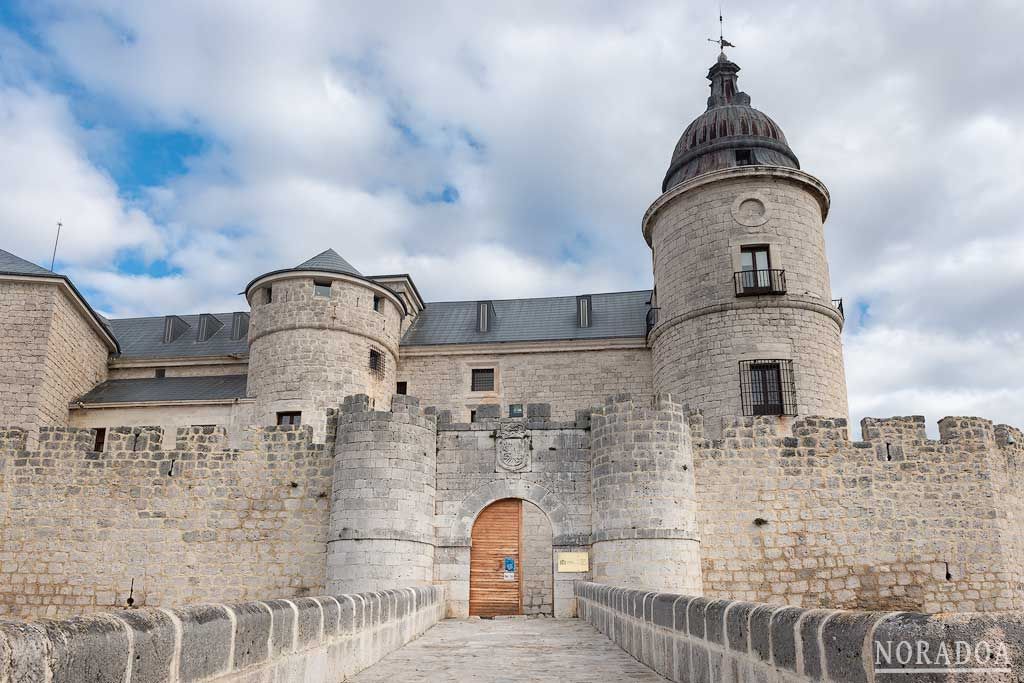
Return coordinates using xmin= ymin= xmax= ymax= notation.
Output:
xmin=423 ymin=289 xmax=652 ymax=305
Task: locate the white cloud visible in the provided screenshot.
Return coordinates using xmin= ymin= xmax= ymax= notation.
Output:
xmin=0 ymin=85 xmax=162 ymax=267
xmin=0 ymin=1 xmax=1022 ymax=428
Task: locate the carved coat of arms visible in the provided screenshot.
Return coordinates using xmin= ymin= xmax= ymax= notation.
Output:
xmin=496 ymin=422 xmax=531 ymax=472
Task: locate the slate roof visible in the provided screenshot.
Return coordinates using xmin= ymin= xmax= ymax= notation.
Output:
xmin=76 ymin=375 xmax=249 ymax=405
xmin=107 ymin=313 xmax=248 ymax=359
xmin=401 ymin=290 xmax=652 ymax=346
xmin=0 ymin=249 xmax=57 ymax=277
xmin=294 ymin=249 xmax=361 ymax=276
xmin=244 ymin=248 xmax=363 ymax=296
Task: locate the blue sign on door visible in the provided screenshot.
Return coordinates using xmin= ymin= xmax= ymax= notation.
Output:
xmin=504 ymin=556 xmax=515 ymax=572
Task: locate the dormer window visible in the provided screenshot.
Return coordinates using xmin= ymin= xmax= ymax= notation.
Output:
xmin=477 ymin=301 xmax=494 ymax=333
xmin=577 ymin=295 xmax=592 ymax=328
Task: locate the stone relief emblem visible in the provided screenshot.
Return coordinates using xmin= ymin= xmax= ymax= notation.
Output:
xmin=731 ymin=193 xmax=770 ymax=228
xmin=496 ymin=421 xmax=531 ymax=472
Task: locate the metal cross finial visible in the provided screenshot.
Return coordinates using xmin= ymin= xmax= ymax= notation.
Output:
xmin=707 ymin=5 xmax=735 ymax=52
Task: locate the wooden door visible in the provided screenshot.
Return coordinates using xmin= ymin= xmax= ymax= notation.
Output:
xmin=469 ymin=498 xmax=522 ymax=617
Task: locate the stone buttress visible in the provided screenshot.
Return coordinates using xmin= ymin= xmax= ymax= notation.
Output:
xmin=326 ymin=393 xmax=437 ymax=594
xmin=589 ymin=393 xmax=702 ymax=593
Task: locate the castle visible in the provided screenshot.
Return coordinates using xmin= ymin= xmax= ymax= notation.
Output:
xmin=1 ymin=52 xmax=1021 ymax=625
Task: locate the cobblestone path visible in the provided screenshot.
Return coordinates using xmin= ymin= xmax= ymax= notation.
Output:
xmin=350 ymin=617 xmax=665 ymax=682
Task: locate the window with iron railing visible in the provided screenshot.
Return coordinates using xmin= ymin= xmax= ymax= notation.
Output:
xmin=734 ymin=269 xmax=786 ymax=295
xmin=739 ymin=359 xmax=797 ymax=416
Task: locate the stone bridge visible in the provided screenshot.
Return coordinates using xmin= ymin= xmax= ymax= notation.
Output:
xmin=3 ymin=583 xmax=1024 ymax=682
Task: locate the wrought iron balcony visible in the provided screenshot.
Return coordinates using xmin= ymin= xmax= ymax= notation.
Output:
xmin=734 ymin=269 xmax=786 ymax=296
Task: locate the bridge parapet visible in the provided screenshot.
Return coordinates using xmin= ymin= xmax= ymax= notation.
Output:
xmin=577 ymin=581 xmax=1024 ymax=681
xmin=0 ymin=585 xmax=444 ymax=682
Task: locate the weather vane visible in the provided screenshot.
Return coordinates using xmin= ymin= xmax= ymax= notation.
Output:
xmin=707 ymin=4 xmax=735 ymax=53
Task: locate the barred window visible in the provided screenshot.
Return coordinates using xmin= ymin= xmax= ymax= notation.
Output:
xmin=369 ymin=348 xmax=385 ymax=380
xmin=471 ymin=368 xmax=495 ymax=392
xmin=739 ymin=359 xmax=796 ymax=416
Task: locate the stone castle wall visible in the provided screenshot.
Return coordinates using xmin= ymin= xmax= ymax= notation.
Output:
xmin=590 ymin=394 xmax=702 ymax=594
xmin=246 ymin=276 xmax=402 ymax=439
xmin=521 ymin=499 xmax=555 ymax=616
xmin=327 ymin=394 xmax=437 ymax=595
xmin=0 ymin=281 xmax=108 ymax=439
xmin=398 ymin=345 xmax=653 ymax=423
xmin=0 ymin=422 xmax=333 ymax=619
xmin=432 ymin=407 xmax=593 ymax=618
xmin=646 ymin=169 xmax=847 ymax=433
xmin=694 ymin=414 xmax=1024 ymax=613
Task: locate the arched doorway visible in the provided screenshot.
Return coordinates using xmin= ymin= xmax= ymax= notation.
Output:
xmin=469 ymin=498 xmax=553 ymax=617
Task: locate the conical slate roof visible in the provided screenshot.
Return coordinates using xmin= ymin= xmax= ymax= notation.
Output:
xmin=0 ymin=248 xmax=56 ymax=277
xmin=244 ymin=248 xmax=364 ymax=297
xmin=294 ymin=248 xmax=361 ymax=276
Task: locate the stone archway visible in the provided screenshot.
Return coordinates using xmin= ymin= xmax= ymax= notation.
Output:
xmin=468 ymin=498 xmax=554 ymax=617
xmin=440 ymin=480 xmax=584 ymax=619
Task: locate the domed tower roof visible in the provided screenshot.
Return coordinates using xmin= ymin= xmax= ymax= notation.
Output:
xmin=662 ymin=52 xmax=800 ymax=192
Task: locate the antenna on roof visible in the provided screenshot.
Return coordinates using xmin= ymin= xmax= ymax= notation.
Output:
xmin=49 ymin=220 xmax=62 ymax=271
xmin=707 ymin=1 xmax=736 ymax=52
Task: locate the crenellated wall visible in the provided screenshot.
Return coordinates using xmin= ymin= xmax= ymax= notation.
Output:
xmin=590 ymin=394 xmax=702 ymax=594
xmin=0 ymin=421 xmax=334 ymax=619
xmin=694 ymin=413 xmax=1024 ymax=613
xmin=431 ymin=405 xmax=594 ymax=618
xmin=327 ymin=394 xmax=437 ymax=595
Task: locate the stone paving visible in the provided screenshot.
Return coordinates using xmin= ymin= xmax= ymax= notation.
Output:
xmin=350 ymin=617 xmax=666 ymax=682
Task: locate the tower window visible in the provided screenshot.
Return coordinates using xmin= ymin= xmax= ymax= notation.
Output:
xmin=736 ymin=245 xmax=778 ymax=294
xmin=277 ymin=411 xmax=301 ymax=426
xmin=265 ymin=286 xmax=273 ymax=304
xmin=154 ymin=368 xmax=166 ymax=378
xmin=314 ymin=281 xmax=332 ymax=297
xmin=508 ymin=404 xmax=524 ymax=418
xmin=735 ymin=149 xmax=753 ymax=166
xmin=577 ymin=295 xmax=592 ymax=328
xmin=396 ymin=381 xmax=408 ymax=395
xmin=369 ymin=348 xmax=385 ymax=380
xmin=739 ymin=360 xmax=796 ymax=416
xmin=92 ymin=428 xmax=106 ymax=453
xmin=373 ymin=295 xmax=383 ymax=312
xmin=471 ymin=368 xmax=495 ymax=392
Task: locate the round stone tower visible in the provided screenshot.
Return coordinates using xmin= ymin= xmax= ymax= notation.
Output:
xmin=245 ymin=249 xmax=405 ymax=439
xmin=644 ymin=52 xmax=847 ymax=435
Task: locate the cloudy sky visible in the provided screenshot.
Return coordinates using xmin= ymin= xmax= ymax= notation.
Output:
xmin=1 ymin=1 xmax=1022 ymax=435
